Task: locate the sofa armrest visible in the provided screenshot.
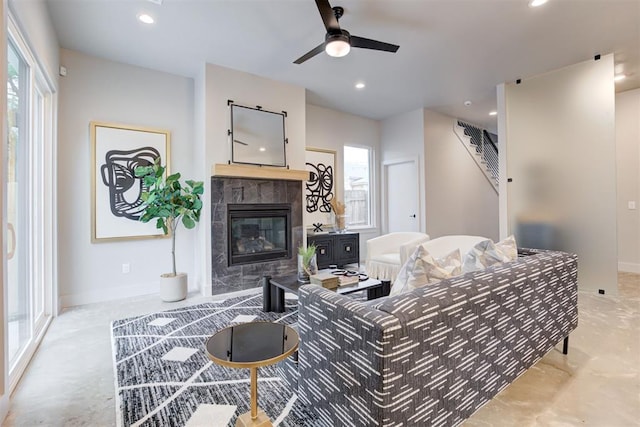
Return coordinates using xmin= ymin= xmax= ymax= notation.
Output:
xmin=297 ymin=285 xmax=402 ymax=426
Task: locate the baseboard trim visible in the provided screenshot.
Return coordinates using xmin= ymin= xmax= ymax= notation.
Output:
xmin=60 ymin=282 xmax=199 ymax=308
xmin=618 ymin=262 xmax=640 ymax=274
xmin=0 ymin=394 xmax=8 ymax=425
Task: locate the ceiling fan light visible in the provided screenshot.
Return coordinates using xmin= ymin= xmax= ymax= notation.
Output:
xmin=325 ymin=40 xmax=351 ymax=58
xmin=528 ymin=0 xmax=548 ymax=7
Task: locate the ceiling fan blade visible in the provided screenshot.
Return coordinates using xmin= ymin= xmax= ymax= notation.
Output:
xmin=351 ymin=35 xmax=400 ymax=53
xmin=294 ymin=43 xmax=325 ymax=64
xmin=233 ymin=139 xmax=248 ymax=146
xmin=315 ymin=0 xmax=340 ymax=32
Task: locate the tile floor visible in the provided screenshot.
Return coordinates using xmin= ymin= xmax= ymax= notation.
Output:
xmin=2 ymin=274 xmax=639 ymax=426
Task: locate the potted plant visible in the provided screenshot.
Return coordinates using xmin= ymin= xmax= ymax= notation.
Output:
xmin=135 ymin=160 xmax=204 ymax=302
xmin=297 ymin=244 xmax=318 ymax=283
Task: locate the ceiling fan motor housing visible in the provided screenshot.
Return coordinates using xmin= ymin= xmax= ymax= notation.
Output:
xmin=325 ymin=29 xmax=350 ymax=44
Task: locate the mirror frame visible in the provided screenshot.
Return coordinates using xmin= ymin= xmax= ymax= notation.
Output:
xmin=230 ymin=103 xmax=287 ymax=167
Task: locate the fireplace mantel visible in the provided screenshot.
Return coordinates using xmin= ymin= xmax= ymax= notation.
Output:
xmin=212 ymin=163 xmax=310 ymax=182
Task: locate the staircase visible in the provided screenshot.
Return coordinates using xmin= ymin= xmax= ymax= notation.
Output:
xmin=453 ymin=120 xmax=499 ymax=193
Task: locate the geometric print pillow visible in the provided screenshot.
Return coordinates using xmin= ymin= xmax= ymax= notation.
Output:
xmin=495 ymin=234 xmax=518 ymax=261
xmin=390 ymin=245 xmax=462 ymax=296
xmin=462 ymin=235 xmax=518 ymax=274
xmin=461 ymin=239 xmax=509 ymax=273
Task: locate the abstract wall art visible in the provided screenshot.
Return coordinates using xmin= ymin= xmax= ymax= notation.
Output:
xmin=91 ymin=122 xmax=170 ymax=242
xmin=304 ymin=147 xmax=336 ymax=228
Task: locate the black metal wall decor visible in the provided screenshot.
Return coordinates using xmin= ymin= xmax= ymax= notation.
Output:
xmin=304 ymin=148 xmax=336 ymax=228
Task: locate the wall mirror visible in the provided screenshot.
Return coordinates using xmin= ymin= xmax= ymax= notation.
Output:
xmin=230 ymin=103 xmax=287 ymax=167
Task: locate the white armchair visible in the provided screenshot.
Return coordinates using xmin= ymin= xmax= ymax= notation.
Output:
xmin=365 ymin=232 xmax=430 ymax=282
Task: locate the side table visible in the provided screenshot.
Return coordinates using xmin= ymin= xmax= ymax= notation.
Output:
xmin=205 ymin=322 xmax=299 ymax=426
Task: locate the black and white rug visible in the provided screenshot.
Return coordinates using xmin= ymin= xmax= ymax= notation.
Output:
xmin=110 ymin=292 xmax=318 ymax=426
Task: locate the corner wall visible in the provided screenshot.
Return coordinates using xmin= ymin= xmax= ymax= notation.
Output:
xmin=616 ymin=88 xmax=640 ymax=272
xmin=8 ymin=0 xmax=58 ymax=88
xmin=423 ymin=110 xmax=499 ymax=241
xmin=57 ymin=49 xmax=195 ymax=306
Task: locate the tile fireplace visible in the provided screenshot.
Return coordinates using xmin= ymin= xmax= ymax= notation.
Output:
xmin=211 ymin=177 xmax=303 ymax=294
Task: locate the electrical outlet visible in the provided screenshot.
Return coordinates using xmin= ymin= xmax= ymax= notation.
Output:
xmin=628 ymin=201 xmax=636 ymax=210
xmin=122 ymin=263 xmax=130 ymax=274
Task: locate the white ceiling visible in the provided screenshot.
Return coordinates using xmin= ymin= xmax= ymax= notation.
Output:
xmin=45 ymin=0 xmax=639 ymax=131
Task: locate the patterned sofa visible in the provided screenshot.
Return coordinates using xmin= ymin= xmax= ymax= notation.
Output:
xmin=292 ymin=248 xmax=578 ymax=426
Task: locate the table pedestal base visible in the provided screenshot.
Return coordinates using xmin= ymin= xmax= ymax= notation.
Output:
xmin=235 ymin=409 xmax=272 ymax=427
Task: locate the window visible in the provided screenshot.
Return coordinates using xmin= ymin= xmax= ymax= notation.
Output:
xmin=343 ymin=146 xmax=373 ymax=228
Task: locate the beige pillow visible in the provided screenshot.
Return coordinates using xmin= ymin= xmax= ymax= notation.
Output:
xmin=495 ymin=235 xmax=518 ymax=261
xmin=462 ymin=236 xmax=518 ymax=273
xmin=462 ymin=239 xmax=505 ymax=273
xmin=390 ymin=245 xmax=462 ymax=296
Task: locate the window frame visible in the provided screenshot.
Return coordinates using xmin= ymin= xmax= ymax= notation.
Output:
xmin=342 ymin=144 xmax=376 ymax=230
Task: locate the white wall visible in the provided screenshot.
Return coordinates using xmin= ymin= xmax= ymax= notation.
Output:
xmin=57 ymin=49 xmax=195 ymax=306
xmin=501 ymin=55 xmax=618 ymax=294
xmin=616 ymin=88 xmax=640 ymax=273
xmin=380 ymin=109 xmax=426 ymax=232
xmin=306 ymin=104 xmax=381 ymax=260
xmin=423 ymin=110 xmax=499 ymax=241
xmin=8 ymin=0 xmax=58 ymax=88
xmin=198 ymin=63 xmax=306 ymax=295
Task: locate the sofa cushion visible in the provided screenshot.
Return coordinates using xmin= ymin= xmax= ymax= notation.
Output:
xmin=390 ymin=245 xmax=462 ymax=296
xmin=420 ymin=235 xmax=489 ymax=260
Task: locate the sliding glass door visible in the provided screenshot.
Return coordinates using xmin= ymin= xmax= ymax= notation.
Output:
xmin=6 ymin=19 xmax=54 ymax=388
xmin=7 ymin=39 xmax=30 ymax=369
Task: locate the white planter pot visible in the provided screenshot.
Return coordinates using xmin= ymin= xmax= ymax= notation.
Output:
xmin=159 ymin=272 xmax=188 ymax=302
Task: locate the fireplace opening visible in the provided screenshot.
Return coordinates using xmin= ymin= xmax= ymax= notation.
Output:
xmin=227 ymin=204 xmax=292 ymax=266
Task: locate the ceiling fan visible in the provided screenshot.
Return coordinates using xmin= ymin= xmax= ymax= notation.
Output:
xmin=294 ymin=0 xmax=400 ymax=64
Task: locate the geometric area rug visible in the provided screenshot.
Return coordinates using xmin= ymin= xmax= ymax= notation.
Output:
xmin=110 ymin=292 xmax=319 ymax=426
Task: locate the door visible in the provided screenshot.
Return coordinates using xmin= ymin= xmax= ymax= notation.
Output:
xmin=384 ymin=159 xmax=419 ymax=232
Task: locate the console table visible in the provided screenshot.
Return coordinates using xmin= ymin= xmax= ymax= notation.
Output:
xmin=307 ymin=232 xmax=359 ymax=269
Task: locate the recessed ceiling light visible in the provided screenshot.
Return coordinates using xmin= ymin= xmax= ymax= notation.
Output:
xmin=259 ymin=147 xmax=266 ymax=152
xmin=614 ymin=74 xmax=626 ymax=82
xmin=355 ymin=82 xmax=365 ymax=89
xmin=464 ymin=100 xmax=472 ymax=107
xmin=489 ymin=111 xmax=497 ymax=116
xmin=137 ymin=13 xmax=155 ymax=24
xmin=528 ymin=0 xmax=549 ymax=7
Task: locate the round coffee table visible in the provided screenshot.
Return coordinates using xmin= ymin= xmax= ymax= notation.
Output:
xmin=205 ymin=322 xmax=299 ymax=427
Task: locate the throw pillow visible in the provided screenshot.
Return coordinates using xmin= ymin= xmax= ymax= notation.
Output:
xmin=390 ymin=245 xmax=462 ymax=296
xmin=495 ymin=235 xmax=518 ymax=261
xmin=462 ymin=239 xmax=508 ymax=273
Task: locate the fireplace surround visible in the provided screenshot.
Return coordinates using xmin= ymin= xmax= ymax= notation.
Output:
xmin=211 ymin=177 xmax=303 ymax=294
xmin=227 ymin=203 xmax=292 ymax=266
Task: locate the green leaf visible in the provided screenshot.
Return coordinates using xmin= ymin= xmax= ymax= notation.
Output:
xmin=182 ymin=215 xmax=195 ymax=229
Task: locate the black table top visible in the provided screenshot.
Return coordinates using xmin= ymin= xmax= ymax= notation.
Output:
xmin=270 ymin=269 xmax=382 ymax=295
xmin=205 ymin=322 xmax=299 ymax=368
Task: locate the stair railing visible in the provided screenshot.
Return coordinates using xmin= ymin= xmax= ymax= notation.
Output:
xmin=453 ymin=120 xmax=499 ymax=193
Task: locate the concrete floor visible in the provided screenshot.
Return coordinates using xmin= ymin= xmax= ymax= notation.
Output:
xmin=2 ymin=274 xmax=639 ymax=426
